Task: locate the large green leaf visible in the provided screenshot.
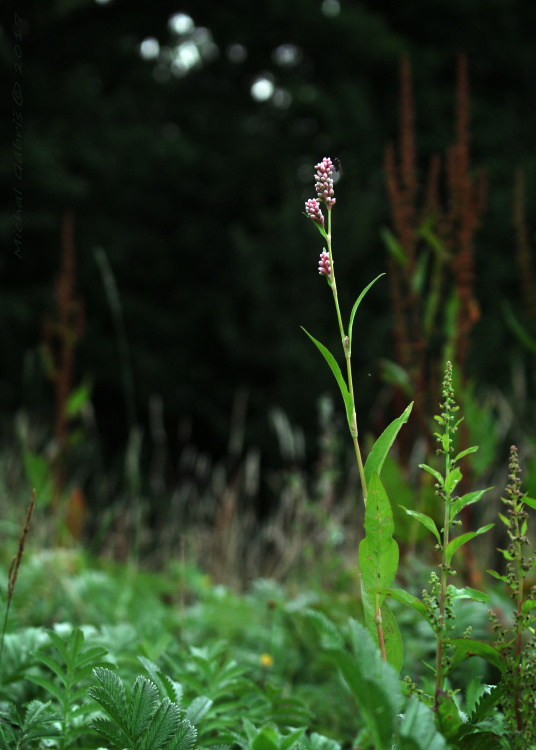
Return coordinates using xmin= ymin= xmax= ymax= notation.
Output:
xmin=359 ymin=472 xmax=402 ymax=671
xmin=364 ymin=402 xmax=414 ymax=486
xmin=301 ymin=328 xmax=353 ymax=430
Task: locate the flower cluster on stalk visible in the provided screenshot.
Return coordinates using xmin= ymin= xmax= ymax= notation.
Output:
xmin=318 ymin=250 xmax=331 ymax=279
xmin=304 ymin=157 xmax=337 ymax=282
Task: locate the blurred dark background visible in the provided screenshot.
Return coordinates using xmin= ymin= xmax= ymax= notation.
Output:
xmin=2 ymin=0 xmax=536 ymax=520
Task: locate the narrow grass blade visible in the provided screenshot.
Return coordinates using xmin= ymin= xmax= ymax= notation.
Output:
xmin=348 ymin=274 xmax=385 ymax=351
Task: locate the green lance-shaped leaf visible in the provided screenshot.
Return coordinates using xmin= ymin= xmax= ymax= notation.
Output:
xmin=372 ymin=587 xmax=428 ymax=620
xmin=449 ymin=488 xmax=493 ymax=524
xmin=444 ymin=466 xmax=462 ymax=497
xmin=347 ymin=273 xmax=385 ymax=352
xmin=301 ymin=328 xmax=353 ymax=430
xmin=364 ymin=401 xmax=414 ymax=486
xmin=359 ymin=472 xmax=403 ymax=672
xmin=448 ymin=586 xmax=489 ymax=604
xmin=453 ymin=445 xmax=479 ymax=463
xmin=419 ymin=463 xmax=445 ymax=488
xmin=303 ymin=214 xmax=329 ymax=241
xmin=523 ymin=496 xmax=536 ymax=511
xmin=449 ymin=639 xmax=505 ymax=673
xmin=399 ymin=506 xmax=441 ymax=545
xmin=522 ymin=598 xmax=536 ymax=616
xmin=445 ymin=524 xmax=494 ymax=566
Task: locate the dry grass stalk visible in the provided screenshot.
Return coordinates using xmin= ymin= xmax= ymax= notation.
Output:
xmin=0 ymin=489 xmax=35 ymax=670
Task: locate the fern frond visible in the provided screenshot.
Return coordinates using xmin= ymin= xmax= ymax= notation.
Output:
xmin=88 ymin=667 xmax=128 ymax=726
xmin=138 ymin=656 xmax=183 ymax=704
xmin=167 ymin=719 xmax=197 ymax=750
xmin=90 ymin=716 xmax=132 ymax=747
xmin=128 ymin=676 xmax=159 ymax=738
xmin=185 ymin=695 xmax=213 ymax=726
xmin=142 ymin=697 xmax=181 ymax=750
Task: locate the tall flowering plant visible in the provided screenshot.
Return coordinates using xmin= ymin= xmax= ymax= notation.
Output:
xmin=303 ymin=157 xmax=413 ymax=668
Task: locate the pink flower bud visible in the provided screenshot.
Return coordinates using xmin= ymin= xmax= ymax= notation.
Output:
xmin=318 ymin=250 xmax=331 ymax=280
xmin=305 ymin=198 xmax=325 ymax=227
xmin=315 ymin=157 xmax=336 ymax=210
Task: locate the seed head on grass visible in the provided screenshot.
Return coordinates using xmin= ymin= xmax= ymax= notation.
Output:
xmin=0 ymin=489 xmax=35 ymax=670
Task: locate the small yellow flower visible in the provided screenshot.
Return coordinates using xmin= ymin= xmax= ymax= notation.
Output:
xmin=259 ymin=653 xmax=274 ymax=668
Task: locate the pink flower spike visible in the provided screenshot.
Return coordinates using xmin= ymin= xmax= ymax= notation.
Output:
xmin=318 ymin=250 xmax=331 ymax=280
xmin=315 ymin=157 xmax=336 ymax=210
xmin=305 ymin=198 xmax=325 ymax=227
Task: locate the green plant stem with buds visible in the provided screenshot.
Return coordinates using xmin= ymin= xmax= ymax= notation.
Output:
xmin=488 ymin=446 xmax=536 ymax=742
xmin=434 ymin=371 xmax=457 ymax=696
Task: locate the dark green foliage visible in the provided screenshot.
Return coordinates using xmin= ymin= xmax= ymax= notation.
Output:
xmin=28 ymin=627 xmax=111 ymax=747
xmin=0 ymin=700 xmax=61 ymax=749
xmin=5 ymin=0 xmax=536 ymax=489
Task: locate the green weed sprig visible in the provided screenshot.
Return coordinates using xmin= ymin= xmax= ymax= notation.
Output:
xmin=488 ymin=445 xmax=536 ymax=745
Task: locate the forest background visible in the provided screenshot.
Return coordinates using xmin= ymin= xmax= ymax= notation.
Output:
xmin=2 ymin=0 xmax=536 ymax=538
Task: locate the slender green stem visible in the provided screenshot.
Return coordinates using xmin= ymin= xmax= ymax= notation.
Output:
xmin=326 ymin=211 xmax=368 ymax=503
